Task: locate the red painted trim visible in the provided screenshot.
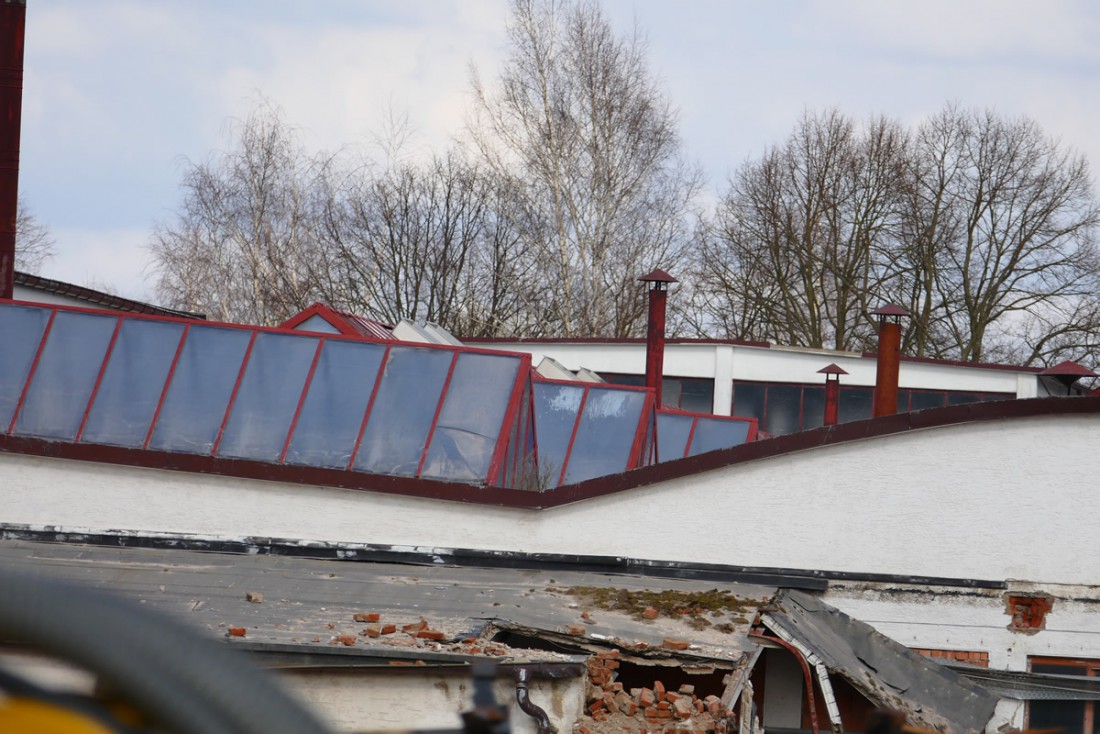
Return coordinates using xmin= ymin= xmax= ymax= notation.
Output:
xmin=278 ymin=303 xmax=357 ymax=336
xmin=143 ymin=323 xmax=191 ymax=449
xmin=750 ymin=630 xmax=821 ymax=734
xmin=521 ymin=380 xmax=536 ymax=488
xmin=557 ymin=385 xmax=590 ymax=487
xmin=486 ymin=355 xmax=532 ymax=486
xmin=75 ymin=315 xmax=124 ymax=442
xmin=346 ymin=343 xmax=393 ymax=470
xmin=0 ymin=397 xmax=1096 ymax=511
xmin=279 ymin=337 xmax=326 ymax=464
xmin=743 ymin=416 xmax=759 ymax=443
xmin=417 ymin=351 xmax=460 ymax=477
xmin=626 ymin=393 xmax=654 ymax=469
xmin=683 ymin=416 xmax=699 ymax=458
xmin=210 ymin=330 xmax=258 ymax=456
xmin=464 ymin=336 xmax=773 ymax=349
xmin=6 ymin=308 xmax=56 ymax=434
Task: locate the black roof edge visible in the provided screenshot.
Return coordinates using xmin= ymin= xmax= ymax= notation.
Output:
xmin=0 ymin=525 xmax=1007 ymax=591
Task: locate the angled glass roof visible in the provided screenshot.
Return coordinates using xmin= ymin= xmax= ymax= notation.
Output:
xmin=655 ymin=409 xmax=757 ymax=462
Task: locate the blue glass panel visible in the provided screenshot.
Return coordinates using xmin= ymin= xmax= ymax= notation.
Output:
xmin=284 ymin=340 xmax=386 ymax=468
xmin=0 ymin=304 xmax=51 ymax=429
xmin=563 ymin=388 xmax=645 ymax=485
xmin=532 ymin=382 xmax=585 ymax=488
xmin=148 ymin=326 xmax=252 ymax=454
xmin=294 ymin=314 xmax=341 ymax=334
xmin=217 ymin=332 xmax=320 ymax=461
xmin=421 ymin=353 xmax=521 ymax=483
xmin=15 ymin=312 xmax=118 ymax=439
xmin=688 ymin=417 xmax=751 ymax=456
xmin=82 ymin=319 xmax=186 ymax=447
xmin=656 ymin=412 xmax=693 ymax=461
xmin=354 ymin=346 xmax=454 ymax=476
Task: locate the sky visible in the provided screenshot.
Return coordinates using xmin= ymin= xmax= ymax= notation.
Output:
xmin=17 ymin=0 xmax=1100 ymax=302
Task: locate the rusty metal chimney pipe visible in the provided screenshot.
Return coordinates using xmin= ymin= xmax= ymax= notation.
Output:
xmin=639 ymin=269 xmax=677 ymax=409
xmin=871 ymin=304 xmax=909 ymax=418
xmin=818 ymin=363 xmax=847 ymax=427
xmin=0 ymin=0 xmax=26 ymax=300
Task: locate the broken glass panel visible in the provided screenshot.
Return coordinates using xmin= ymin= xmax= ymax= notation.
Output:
xmin=563 ymin=387 xmax=646 ymax=484
xmin=82 ymin=319 xmax=186 ymax=447
xmin=354 ymin=346 xmax=453 ymax=476
xmin=148 ymin=326 xmax=252 ymax=454
xmin=656 ymin=412 xmax=693 ymax=461
xmin=283 ymin=340 xmax=386 ymax=468
xmin=532 ymin=382 xmax=585 ymax=488
xmin=0 ymin=304 xmax=51 ymax=430
xmin=421 ymin=353 xmax=521 ymax=483
xmin=688 ymin=416 xmax=752 ymax=456
xmin=217 ymin=332 xmax=320 ymax=462
xmin=15 ymin=311 xmax=118 ymax=440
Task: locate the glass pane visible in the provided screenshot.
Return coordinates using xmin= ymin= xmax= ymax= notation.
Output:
xmin=947 ymin=392 xmax=981 ymax=406
xmin=802 ymin=386 xmax=824 ymax=431
xmin=294 ymin=313 xmax=341 ymax=334
xmin=0 ymin=304 xmax=51 ymax=429
xmin=839 ymin=387 xmax=873 ymax=423
xmin=732 ymin=382 xmax=765 ymax=421
xmin=284 ymin=340 xmax=386 ymax=468
xmin=82 ymin=319 xmax=186 ymax=447
xmin=354 ymin=346 xmax=454 ymax=476
xmin=563 ymin=388 xmax=645 ymax=484
xmin=656 ymin=412 xmax=693 ymax=461
xmin=661 ymin=378 xmax=682 ymax=409
xmin=15 ymin=312 xmax=118 ymax=440
xmin=689 ymin=417 xmax=752 ymax=455
xmin=217 ymin=333 xmax=320 ymax=461
xmin=532 ymin=382 xmax=586 ymax=488
xmin=148 ymin=326 xmax=252 ymax=454
xmin=910 ymin=391 xmax=945 ymax=412
xmin=896 ymin=389 xmax=911 ymax=413
xmin=679 ymin=378 xmax=714 ymax=414
xmin=422 ymin=353 xmax=521 ymax=483
xmin=764 ymin=384 xmax=801 ymax=436
xmin=1028 ymin=701 xmax=1085 ymax=734
xmin=602 ymin=372 xmax=645 ymax=387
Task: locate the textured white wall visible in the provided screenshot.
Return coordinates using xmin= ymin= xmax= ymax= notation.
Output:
xmin=2 ymin=413 xmax=1097 ymax=585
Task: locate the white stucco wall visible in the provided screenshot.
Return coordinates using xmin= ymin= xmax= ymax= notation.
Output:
xmin=2 ymin=413 xmax=1098 ymax=586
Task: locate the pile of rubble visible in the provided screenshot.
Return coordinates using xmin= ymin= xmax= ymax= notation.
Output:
xmin=578 ymin=649 xmax=736 ymax=734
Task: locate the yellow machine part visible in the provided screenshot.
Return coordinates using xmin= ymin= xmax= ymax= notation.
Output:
xmin=0 ymin=696 xmax=119 ymax=733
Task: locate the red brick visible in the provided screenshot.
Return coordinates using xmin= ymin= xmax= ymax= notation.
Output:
xmin=603 ymin=693 xmax=620 ymax=714
xmin=226 ymin=626 xmax=247 ymax=637
xmin=666 ymin=692 xmax=680 ymax=703
xmin=639 ymin=688 xmax=656 ymax=707
xmin=364 ymin=625 xmax=381 ymax=638
xmin=678 ymin=684 xmax=695 ymax=696
xmin=653 ymin=680 xmax=666 ymax=697
xmin=621 ymin=701 xmax=638 ymax=717
xmin=642 ymin=607 xmax=659 ymax=620
xmin=417 ymin=630 xmax=446 ymax=641
xmin=672 ymin=698 xmax=694 ymax=720
xmin=662 ymin=638 xmax=690 ymax=651
xmin=589 ymin=701 xmax=606 ymax=714
xmin=381 ymin=624 xmax=397 ymax=635
xmin=568 ymin=624 xmax=587 ymax=636
xmin=657 ymin=701 xmax=671 ymax=711
xmin=402 ymin=620 xmax=429 ymax=633
xmin=606 ymin=682 xmax=624 ymax=693
xmin=655 ymin=709 xmax=673 ymax=719
xmin=354 ymin=612 xmax=382 ymax=623
xmin=577 ymin=726 xmax=593 ymax=734
xmin=336 ymin=635 xmax=357 ymax=646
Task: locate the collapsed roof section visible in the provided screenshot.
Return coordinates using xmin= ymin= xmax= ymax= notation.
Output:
xmin=0 ymin=300 xmax=757 ymax=490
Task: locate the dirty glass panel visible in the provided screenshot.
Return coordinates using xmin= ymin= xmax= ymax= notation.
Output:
xmin=563 ymin=388 xmax=645 ymax=485
xmin=217 ymin=332 xmax=320 ymax=461
xmin=656 ymin=412 xmax=693 ymax=461
xmin=764 ymin=384 xmax=800 ymax=435
xmin=532 ymin=382 xmax=585 ymax=488
xmin=660 ymin=379 xmax=682 ymax=409
xmin=421 ymin=353 xmax=521 ymax=483
xmin=895 ymin=389 xmax=911 ymax=413
xmin=15 ymin=311 xmax=118 ymax=440
xmin=838 ymin=386 xmax=873 ymax=423
xmin=284 ymin=340 xmax=385 ymax=468
xmin=688 ymin=417 xmax=752 ymax=456
xmin=802 ymin=386 xmax=824 ymax=431
xmin=732 ymin=382 xmax=765 ymax=421
xmin=293 ymin=314 xmax=341 ymax=334
xmin=148 ymin=326 xmax=252 ymax=454
xmin=909 ymin=390 xmax=945 ymax=412
xmin=946 ymin=392 xmax=981 ymax=406
xmin=82 ymin=319 xmax=186 ymax=447
xmin=679 ymin=378 xmax=714 ymax=414
xmin=354 ymin=346 xmax=453 ymax=476
xmin=0 ymin=304 xmax=51 ymax=429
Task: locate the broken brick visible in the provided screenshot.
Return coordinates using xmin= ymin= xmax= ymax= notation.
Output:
xmin=672 ymin=697 xmax=694 ymax=720
xmin=638 ymin=688 xmax=656 ymax=708
xmin=245 ymin=591 xmax=263 ymax=603
xmin=417 ymin=629 xmax=446 ymax=641
xmin=641 ymin=607 xmax=659 ymax=620
xmin=653 ymin=680 xmax=666 ymax=697
xmin=363 ymin=625 xmax=381 ymax=638
xmin=662 ymin=638 xmax=690 ymax=651
xmin=568 ymin=624 xmax=587 ymax=636
xmin=694 ymin=700 xmax=705 ymax=714
xmin=603 ymin=692 xmax=619 ymax=714
xmin=402 ymin=620 xmax=429 ymax=633
xmin=336 ymin=635 xmax=357 ymax=646
xmin=354 ymin=612 xmax=381 ymax=623
xmin=678 ymin=684 xmax=695 ymax=696
xmin=226 ymin=626 xmax=247 ymax=637
xmin=380 ymin=624 xmax=397 ymax=635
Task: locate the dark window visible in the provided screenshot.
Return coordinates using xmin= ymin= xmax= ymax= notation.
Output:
xmin=802 ymin=387 xmax=825 ymax=431
xmin=838 ymin=387 xmax=873 ymax=423
xmin=910 ymin=390 xmax=946 ymax=411
xmin=601 ymin=373 xmax=714 ymax=413
xmin=732 ymin=383 xmax=766 ymax=423
xmin=1028 ymin=658 xmax=1100 ymax=734
xmin=764 ymin=384 xmax=801 ymax=435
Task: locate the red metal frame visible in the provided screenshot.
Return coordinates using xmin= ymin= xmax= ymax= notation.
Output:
xmin=74 ymin=315 xmax=124 ymax=442
xmin=625 ymin=391 xmax=656 ymax=469
xmin=143 ymin=323 xmax=191 ymax=449
xmin=210 ymin=330 xmax=258 ymax=456
xmin=278 ymin=337 xmax=326 ymax=464
xmin=346 ymin=343 xmax=394 ymax=471
xmin=5 ymin=307 xmax=56 ymax=434
xmin=683 ymin=416 xmax=699 ymax=458
xmin=485 ymin=356 xmax=533 ymax=487
xmin=416 ymin=351 xmax=460 ymax=477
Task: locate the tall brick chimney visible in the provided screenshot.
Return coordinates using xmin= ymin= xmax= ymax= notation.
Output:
xmin=0 ymin=0 xmax=26 ymax=300
xmin=871 ymin=304 xmax=910 ymax=417
xmin=638 ymin=269 xmax=677 ymax=408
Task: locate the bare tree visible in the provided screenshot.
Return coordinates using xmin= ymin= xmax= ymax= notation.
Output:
xmin=15 ymin=198 xmax=55 ymax=273
xmin=468 ymin=0 xmax=701 ymax=337
xmin=151 ymin=101 xmax=332 ymax=325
